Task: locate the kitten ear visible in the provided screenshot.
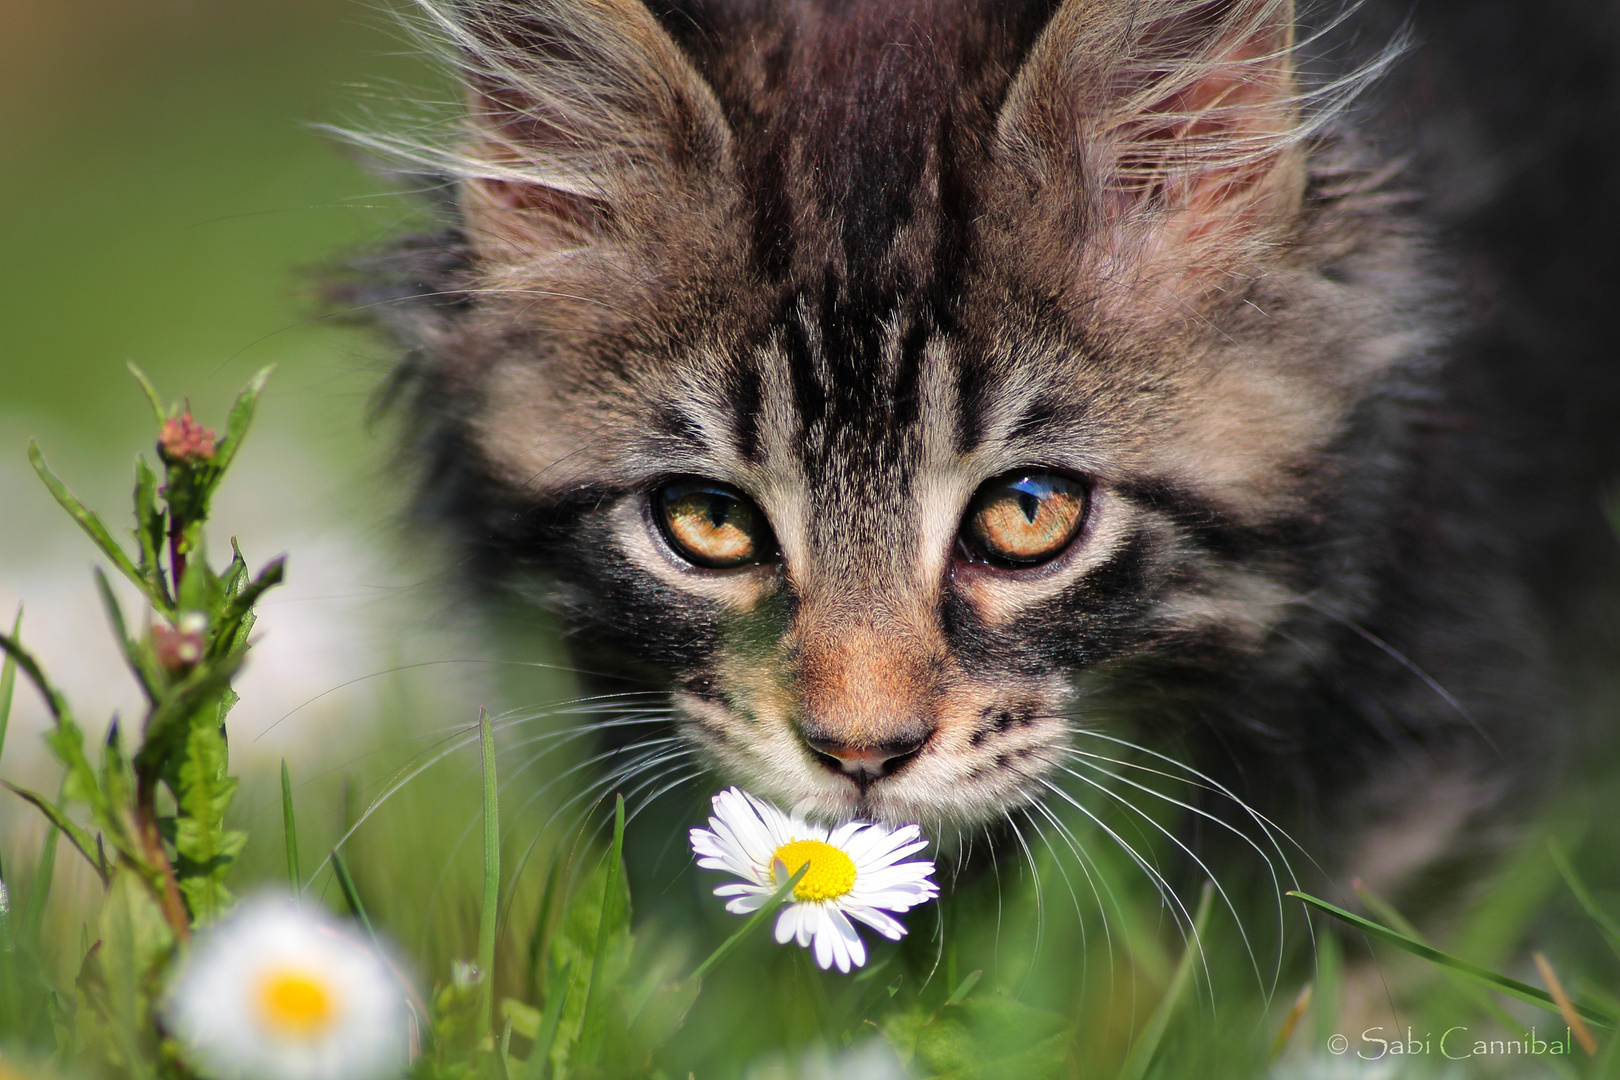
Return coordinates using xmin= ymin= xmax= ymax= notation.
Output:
xmin=997 ymin=0 xmax=1304 ymax=292
xmin=435 ymin=0 xmax=732 ymax=260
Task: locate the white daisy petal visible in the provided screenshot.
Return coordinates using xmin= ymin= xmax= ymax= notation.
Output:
xmin=690 ymin=787 xmax=939 ymax=975
xmin=775 ymin=904 xmax=802 ymax=945
xmin=165 ymin=897 xmax=409 ymax=1080
xmin=813 ymin=915 xmax=836 ymax=970
xmin=796 ymin=904 xmax=819 ymax=948
xmin=844 ymin=904 xmax=908 ymax=940
xmin=826 ymin=906 xmax=867 ymax=970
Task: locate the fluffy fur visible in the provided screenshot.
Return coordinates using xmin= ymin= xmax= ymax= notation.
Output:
xmin=334 ymin=0 xmax=1620 ymax=906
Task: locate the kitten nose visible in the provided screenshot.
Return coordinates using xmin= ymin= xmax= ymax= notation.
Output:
xmin=802 ymin=727 xmax=930 ymax=780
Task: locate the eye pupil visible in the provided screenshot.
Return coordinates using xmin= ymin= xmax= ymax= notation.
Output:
xmin=706 ymin=496 xmax=729 ymax=528
xmin=1017 ymin=490 xmax=1040 ymax=523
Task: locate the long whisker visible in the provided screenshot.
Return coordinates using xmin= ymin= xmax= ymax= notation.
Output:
xmin=1003 ymin=809 xmax=1044 ymax=994
xmin=1066 ymin=727 xmax=1316 ymax=877
xmin=1024 ymin=796 xmax=1134 ymax=1014
xmin=1047 ymin=758 xmax=1265 ymax=1006
xmin=1035 ymin=776 xmax=1207 ymax=992
xmin=1056 ymin=748 xmax=1294 ymax=977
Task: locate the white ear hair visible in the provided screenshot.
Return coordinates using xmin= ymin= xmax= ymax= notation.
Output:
xmin=996 ymin=0 xmax=1397 ymax=296
xmin=340 ymin=0 xmax=733 ymax=260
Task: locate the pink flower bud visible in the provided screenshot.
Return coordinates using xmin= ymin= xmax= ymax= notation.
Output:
xmin=159 ymin=414 xmax=217 ymax=464
xmin=153 ymin=618 xmax=207 ymax=674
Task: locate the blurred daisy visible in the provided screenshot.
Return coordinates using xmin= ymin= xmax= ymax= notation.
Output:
xmin=166 ymin=897 xmax=409 ymax=1080
xmin=690 ymin=787 xmax=939 ymax=972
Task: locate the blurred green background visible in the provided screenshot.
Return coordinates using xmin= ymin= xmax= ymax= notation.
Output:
xmin=0 ymin=0 xmax=536 ymax=986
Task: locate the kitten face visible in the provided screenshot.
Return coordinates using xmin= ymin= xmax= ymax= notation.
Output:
xmin=375 ymin=0 xmax=1432 ymax=832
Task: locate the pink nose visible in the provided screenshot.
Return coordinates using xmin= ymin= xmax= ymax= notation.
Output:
xmin=803 ymin=733 xmax=928 ymax=780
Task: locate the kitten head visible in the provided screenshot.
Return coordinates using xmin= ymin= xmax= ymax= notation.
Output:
xmin=362 ymin=0 xmax=1429 ymax=832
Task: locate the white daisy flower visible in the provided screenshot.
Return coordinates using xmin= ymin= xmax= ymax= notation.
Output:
xmin=690 ymin=787 xmax=939 ymax=973
xmin=165 ymin=897 xmax=410 ymax=1080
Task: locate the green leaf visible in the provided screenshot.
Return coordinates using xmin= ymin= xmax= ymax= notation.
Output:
xmin=212 ymin=555 xmax=285 ymax=662
xmin=172 ymin=721 xmax=244 ymax=925
xmin=1116 ymin=881 xmax=1215 ymax=1080
xmin=93 ymin=570 xmax=160 ymax=703
xmin=544 ymin=837 xmax=633 ymax=1076
xmin=1289 ymin=890 xmax=1616 ymax=1028
xmin=212 ymin=364 xmax=275 ymax=475
xmin=87 ymin=866 xmax=173 ymax=1076
xmin=913 ymin=994 xmax=1071 ymax=1080
xmin=1 ymin=781 xmax=107 ymax=886
xmin=176 ymin=542 xmax=224 ymax=620
xmin=28 ymin=441 xmax=149 ymax=603
xmin=132 ymin=456 xmax=172 ymax=611
xmin=125 ymin=361 xmax=170 ymax=425
xmin=134 ymin=651 xmax=243 ymax=774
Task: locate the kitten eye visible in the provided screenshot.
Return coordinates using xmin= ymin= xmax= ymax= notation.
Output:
xmin=962 ymin=471 xmax=1088 ymax=568
xmin=654 ymin=481 xmax=776 ymax=569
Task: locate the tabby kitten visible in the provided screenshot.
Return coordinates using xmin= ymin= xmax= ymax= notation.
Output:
xmin=346 ymin=0 xmax=1598 ymax=903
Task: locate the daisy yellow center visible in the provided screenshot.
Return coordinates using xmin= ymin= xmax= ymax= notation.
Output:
xmin=772 ymin=839 xmax=857 ymax=901
xmin=255 ymin=968 xmax=340 ymax=1039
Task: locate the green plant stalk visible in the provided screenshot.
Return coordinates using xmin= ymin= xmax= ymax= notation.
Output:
xmin=477 ymin=708 xmax=500 ymax=1035
xmin=331 ymin=848 xmax=378 ymax=946
xmin=281 ymin=759 xmax=300 ymax=893
xmin=1290 ymin=890 xmax=1616 ymax=1028
xmin=1117 ymin=881 xmax=1215 ymax=1080
xmin=687 ymin=862 xmax=811 ymax=984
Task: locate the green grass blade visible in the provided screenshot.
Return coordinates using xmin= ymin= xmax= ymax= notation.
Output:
xmin=1117 ymin=881 xmax=1215 ymax=1080
xmin=478 ymin=708 xmax=501 ymax=1035
xmin=0 ymin=608 xmax=18 ymax=767
xmin=687 ymin=862 xmax=811 ymax=984
xmin=20 ymin=796 xmax=62 ymax=948
xmin=1289 ymin=891 xmax=1615 ymax=1028
xmin=330 ymin=848 xmax=377 ymax=945
xmin=1311 ymin=922 xmax=1343 ymax=1049
xmin=523 ymin=957 xmax=575 ymax=1080
xmin=1549 ymin=840 xmax=1620 ymax=965
xmin=281 ymin=760 xmax=300 ymax=894
xmin=0 ymin=876 xmax=13 ymax=957
xmin=575 ymin=795 xmax=626 ymax=1069
xmin=126 ymin=362 xmax=169 ymax=425
xmin=28 ymin=441 xmax=148 ymax=601
xmin=943 ymin=969 xmax=983 ymax=1008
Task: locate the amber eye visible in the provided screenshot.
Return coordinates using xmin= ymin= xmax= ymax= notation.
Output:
xmin=962 ymin=471 xmax=1087 ymax=567
xmin=654 ymin=481 xmax=775 ymax=569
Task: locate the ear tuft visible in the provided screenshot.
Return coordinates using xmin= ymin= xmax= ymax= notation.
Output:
xmin=998 ymin=0 xmax=1321 ymax=295
xmin=410 ymin=0 xmax=733 ymax=262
